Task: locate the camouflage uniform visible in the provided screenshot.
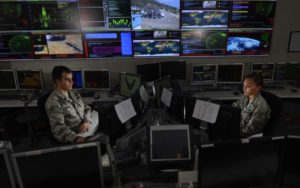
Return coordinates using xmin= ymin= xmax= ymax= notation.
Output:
xmin=45 ymin=90 xmax=92 ymax=143
xmin=232 ymin=93 xmax=271 ymax=138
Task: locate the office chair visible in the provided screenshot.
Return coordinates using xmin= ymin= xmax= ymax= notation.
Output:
xmin=261 ymin=90 xmax=283 ymax=136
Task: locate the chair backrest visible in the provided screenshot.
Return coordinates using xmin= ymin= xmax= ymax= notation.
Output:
xmin=261 ymin=91 xmax=282 ymax=136
xmin=37 ymin=91 xmax=52 ymax=122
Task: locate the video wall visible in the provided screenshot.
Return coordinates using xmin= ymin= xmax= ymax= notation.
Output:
xmin=0 ymin=0 xmax=276 ymax=60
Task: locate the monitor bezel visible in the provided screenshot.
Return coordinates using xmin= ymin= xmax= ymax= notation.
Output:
xmin=251 ymin=63 xmax=275 ymax=83
xmin=148 ymin=124 xmax=192 ymax=163
xmin=15 ymin=69 xmax=44 ymax=91
xmin=0 ymin=69 xmax=18 ymax=91
xmin=13 ymin=142 xmax=104 ymax=188
xmin=83 ymin=69 xmax=111 ymax=91
xmin=191 ymin=64 xmax=217 ymax=85
xmin=119 ymin=72 xmax=142 ymax=97
xmin=216 ymin=64 xmax=244 ymax=84
xmin=273 ymin=62 xmax=300 ymax=83
xmin=71 ymin=69 xmax=84 ymax=90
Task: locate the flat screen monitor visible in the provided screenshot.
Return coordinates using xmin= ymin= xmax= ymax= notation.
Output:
xmin=251 ymin=63 xmax=275 ymax=82
xmin=71 ymin=69 xmax=83 ymax=89
xmin=181 ymin=10 xmax=228 ymax=29
xmin=26 ymin=0 xmax=80 ymax=30
xmin=16 ymin=70 xmax=44 ymax=90
xmin=274 ymin=62 xmax=300 ymax=82
xmin=153 ymin=75 xmax=172 ymax=106
xmin=148 ymin=124 xmax=191 ymax=163
xmin=181 ymin=30 xmax=227 ymax=56
xmin=0 ymin=1 xmax=29 ymax=31
xmin=0 ymin=70 xmax=17 ymax=91
xmin=136 ymin=63 xmax=160 ymax=82
xmin=84 ymin=32 xmax=132 ymax=58
xmin=133 ymin=39 xmax=180 ymax=57
xmin=226 ymin=30 xmax=272 ymax=56
xmin=0 ymin=33 xmax=33 ymax=59
xmin=14 ymin=142 xmax=104 ymax=188
xmin=119 ymin=73 xmax=142 ymax=97
xmin=191 ymin=64 xmax=217 ymax=85
xmin=45 ymin=33 xmax=84 ymax=57
xmin=199 ymin=137 xmax=283 ymax=188
xmin=79 ymin=6 xmax=106 ymax=31
xmin=160 ymin=61 xmax=186 ymax=80
xmin=229 ymin=1 xmax=276 ymax=28
xmin=181 ymin=0 xmax=230 ymax=10
xmin=217 ymin=64 xmax=244 ymax=84
xmin=131 ymin=0 xmax=180 ymax=30
xmin=83 ymin=70 xmax=110 ymax=90
xmin=0 ymin=149 xmax=16 ymax=188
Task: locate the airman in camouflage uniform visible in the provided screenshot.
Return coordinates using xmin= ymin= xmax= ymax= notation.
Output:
xmin=232 ymin=94 xmax=271 ymax=137
xmin=232 ymin=74 xmax=271 ymax=138
xmin=45 ymin=66 xmax=92 ymax=143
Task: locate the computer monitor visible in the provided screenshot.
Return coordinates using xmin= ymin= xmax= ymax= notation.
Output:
xmin=148 ymin=124 xmax=192 ymax=164
xmin=229 ymin=1 xmax=276 ymax=28
xmin=0 ymin=70 xmax=17 ymax=91
xmin=191 ymin=64 xmax=217 ymax=85
xmin=199 ymin=137 xmax=283 ymax=188
xmin=282 ymin=135 xmax=300 ymax=187
xmin=71 ymin=69 xmax=83 ymax=89
xmin=217 ymin=64 xmax=244 ymax=84
xmin=136 ymin=63 xmax=160 ymax=82
xmin=16 ymin=70 xmax=44 ymax=90
xmin=83 ymin=32 xmax=132 ymax=58
xmin=181 ymin=30 xmax=228 ymax=56
xmin=14 ymin=142 xmax=104 ymax=188
xmin=274 ymin=62 xmax=300 ymax=83
xmin=251 ymin=63 xmax=275 ymax=82
xmin=0 ymin=149 xmax=16 ymax=188
xmin=226 ymin=30 xmax=272 ymax=56
xmin=153 ymin=75 xmax=172 ymax=106
xmin=119 ymin=73 xmax=142 ymax=97
xmin=83 ymin=70 xmax=110 ymax=90
xmin=160 ymin=61 xmax=186 ymax=80
xmin=131 ymin=0 xmax=180 ymax=30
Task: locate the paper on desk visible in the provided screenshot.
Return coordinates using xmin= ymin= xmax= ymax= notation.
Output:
xmin=114 ymin=98 xmax=137 ymax=124
xmin=161 ymin=88 xmax=172 ymax=107
xmin=139 ymin=85 xmax=149 ymax=103
xmin=192 ymin=100 xmax=220 ymax=124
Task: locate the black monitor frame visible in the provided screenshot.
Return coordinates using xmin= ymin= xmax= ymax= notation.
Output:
xmin=191 ymin=64 xmax=217 ymax=85
xmin=274 ymin=62 xmax=300 ymax=83
xmin=15 ymin=69 xmax=44 ymax=91
xmin=83 ymin=69 xmax=110 ymax=90
xmin=13 ymin=142 xmax=104 ymax=188
xmin=251 ymin=63 xmax=275 ymax=83
xmin=119 ymin=72 xmax=142 ymax=97
xmin=0 ymin=69 xmax=18 ymax=91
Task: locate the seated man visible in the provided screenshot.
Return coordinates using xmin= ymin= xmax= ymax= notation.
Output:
xmin=232 ymin=74 xmax=271 ymax=138
xmin=45 ymin=66 xmax=100 ymax=143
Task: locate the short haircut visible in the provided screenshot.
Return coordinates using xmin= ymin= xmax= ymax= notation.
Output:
xmin=52 ymin=66 xmax=71 ymax=83
xmin=243 ymin=74 xmax=264 ymax=86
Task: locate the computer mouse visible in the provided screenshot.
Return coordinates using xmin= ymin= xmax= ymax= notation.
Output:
xmin=233 ymin=91 xmax=239 ymax=96
xmin=94 ymin=95 xmax=100 ymax=99
xmin=291 ymin=89 xmax=298 ymax=93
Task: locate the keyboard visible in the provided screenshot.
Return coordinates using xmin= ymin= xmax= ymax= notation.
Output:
xmin=0 ymin=93 xmax=21 ymax=100
xmin=203 ymin=87 xmax=230 ymax=92
xmin=79 ymin=91 xmax=95 ymax=98
xmin=264 ymin=85 xmax=285 ymax=90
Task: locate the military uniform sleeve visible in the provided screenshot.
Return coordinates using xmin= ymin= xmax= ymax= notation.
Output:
xmin=83 ymin=103 xmax=92 ymax=123
xmin=232 ymin=98 xmax=243 ymax=109
xmin=45 ymin=101 xmax=77 ymax=143
xmin=240 ymin=105 xmax=271 ymax=138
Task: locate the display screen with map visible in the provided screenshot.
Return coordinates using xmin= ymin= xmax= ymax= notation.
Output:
xmin=16 ymin=70 xmax=44 ymax=90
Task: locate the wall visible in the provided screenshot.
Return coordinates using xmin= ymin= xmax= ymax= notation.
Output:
xmin=3 ymin=0 xmax=300 ymax=89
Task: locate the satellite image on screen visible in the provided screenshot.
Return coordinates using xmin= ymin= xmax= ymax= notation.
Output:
xmin=0 ymin=2 xmax=29 ymax=30
xmin=133 ymin=40 xmax=180 ymax=56
xmin=46 ymin=34 xmax=83 ymax=55
xmin=0 ymin=33 xmax=33 ymax=58
xmin=131 ymin=0 xmax=180 ymax=30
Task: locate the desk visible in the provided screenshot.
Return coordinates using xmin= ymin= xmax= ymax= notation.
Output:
xmin=264 ymin=84 xmax=300 ymax=99
xmin=192 ymin=90 xmax=242 ymax=101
